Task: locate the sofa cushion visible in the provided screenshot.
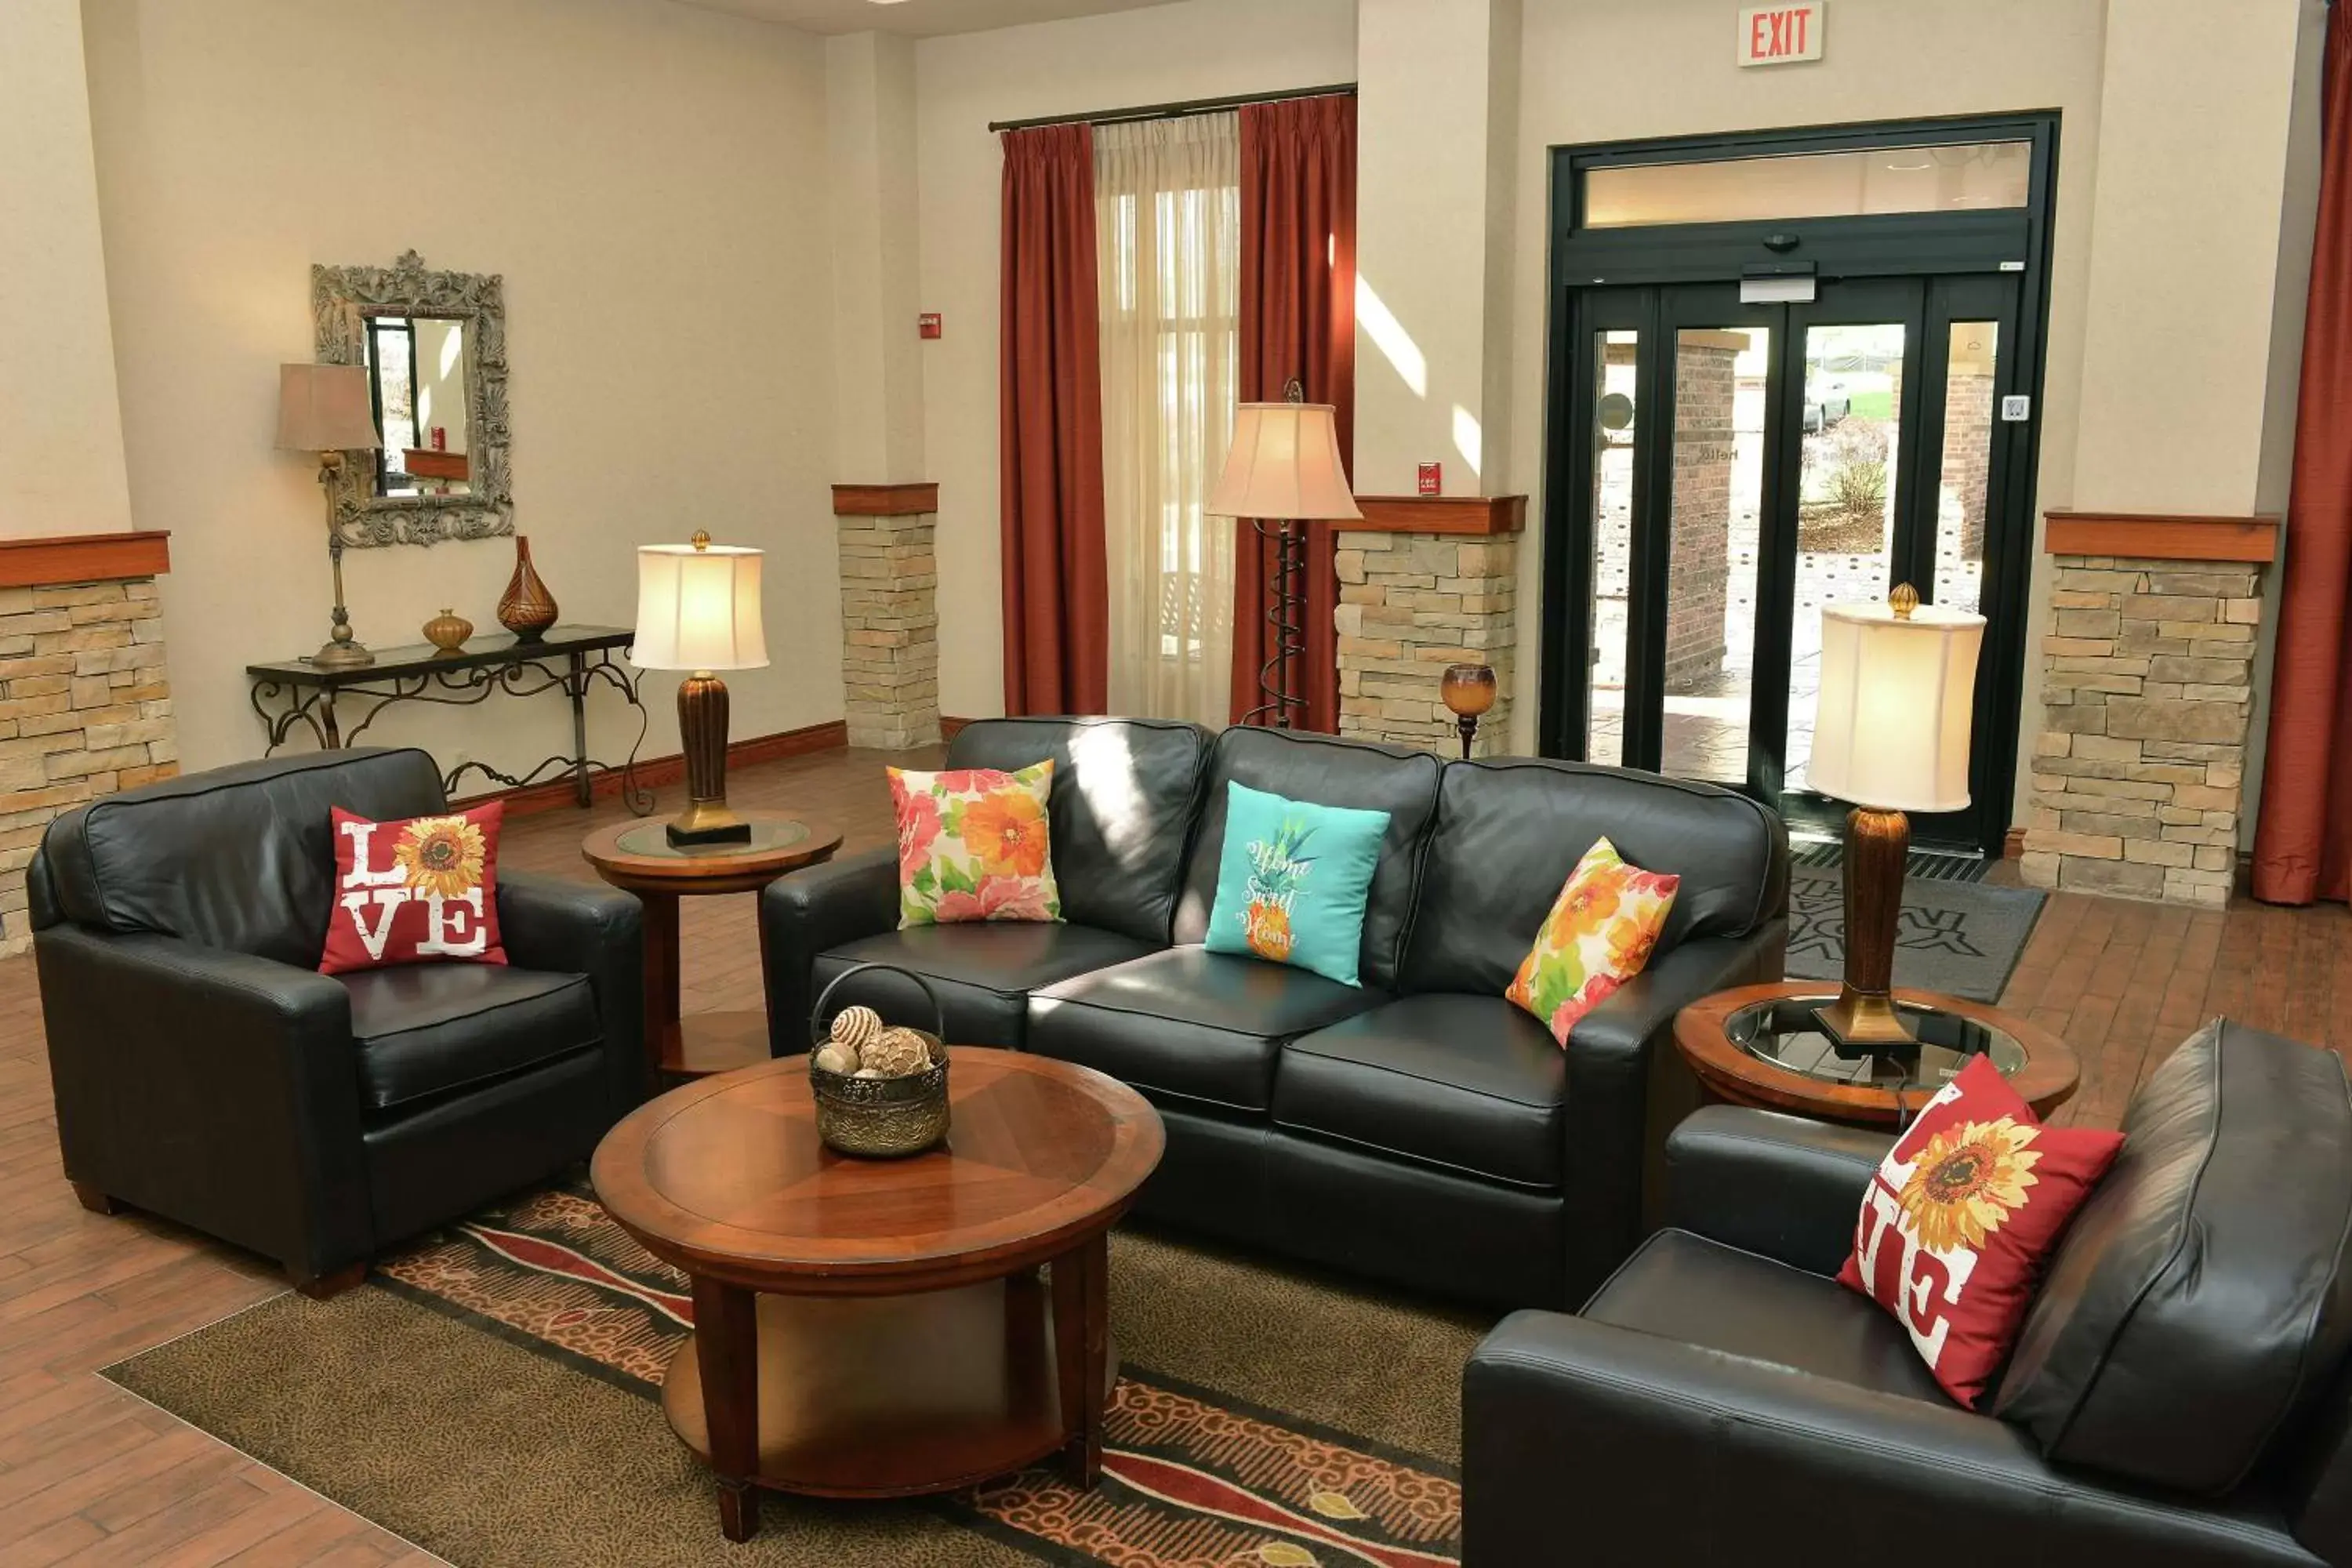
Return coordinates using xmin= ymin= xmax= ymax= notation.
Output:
xmin=946 ymin=717 xmax=1211 ymax=946
xmin=1276 ymin=994 xmax=1566 ymax=1189
xmin=1400 ymin=757 xmax=1786 ymax=996
xmin=1173 ymin=728 xmax=1442 ymax=993
xmin=815 ymin=923 xmax=1159 ymax=1050
xmin=1586 ymin=1229 xmax=1952 ymax=1407
xmin=341 ymin=962 xmax=600 ymax=1112
xmin=1994 ymin=1019 xmax=2352 ymax=1495
xmin=38 ymin=747 xmax=447 ymax=967
xmin=1029 ymin=946 xmax=1388 ymax=1114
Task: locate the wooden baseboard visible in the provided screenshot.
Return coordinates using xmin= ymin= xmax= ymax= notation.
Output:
xmin=2004 ymin=826 xmax=2027 ymax=859
xmin=458 ymin=719 xmax=849 ymax=817
xmin=939 ymin=715 xmax=974 ymax=739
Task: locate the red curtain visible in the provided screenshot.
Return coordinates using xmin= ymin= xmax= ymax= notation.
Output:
xmin=2253 ymin=9 xmax=2352 ymax=904
xmin=1229 ymin=95 xmax=1357 ymax=731
xmin=999 ymin=123 xmax=1109 ymax=716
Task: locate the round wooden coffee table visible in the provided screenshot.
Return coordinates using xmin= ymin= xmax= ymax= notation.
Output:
xmin=590 ymin=1048 xmax=1165 ymax=1543
xmin=581 ymin=810 xmax=842 ymax=1082
xmin=1674 ymin=982 xmax=2080 ymax=1127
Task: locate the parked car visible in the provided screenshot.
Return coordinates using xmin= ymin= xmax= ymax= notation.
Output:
xmin=1802 ymin=379 xmax=1851 ymax=434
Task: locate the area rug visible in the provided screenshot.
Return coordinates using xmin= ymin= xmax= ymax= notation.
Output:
xmin=103 ymin=1184 xmax=1489 ymax=1567
xmin=1784 ymin=862 xmax=2045 ymax=1003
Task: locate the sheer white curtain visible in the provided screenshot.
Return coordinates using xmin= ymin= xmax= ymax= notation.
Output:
xmin=1095 ymin=113 xmax=1240 ymax=726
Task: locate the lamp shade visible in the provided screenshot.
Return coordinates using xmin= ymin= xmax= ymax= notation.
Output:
xmin=1207 ymin=401 xmax=1363 ymax=521
xmin=1809 ymin=597 xmax=1986 ymax=814
xmin=275 ymin=363 xmax=382 ymax=452
xmin=631 ymin=542 xmax=768 ymax=673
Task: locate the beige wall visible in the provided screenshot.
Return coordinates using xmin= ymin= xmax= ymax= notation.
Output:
xmin=80 ymin=0 xmax=838 ymax=782
xmin=0 ymin=0 xmax=134 ymax=540
xmin=827 ymin=31 xmax=927 ymax=484
xmin=913 ymin=0 xmax=1359 ymax=722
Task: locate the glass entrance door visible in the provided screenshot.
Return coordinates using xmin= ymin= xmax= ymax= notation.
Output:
xmin=1555 ymin=271 xmax=2023 ymax=851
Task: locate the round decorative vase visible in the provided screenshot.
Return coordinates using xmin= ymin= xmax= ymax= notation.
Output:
xmin=496 ymin=535 xmax=558 ymax=643
xmin=422 ymin=608 xmax=473 ymax=655
xmin=808 ymin=963 xmax=950 ymax=1157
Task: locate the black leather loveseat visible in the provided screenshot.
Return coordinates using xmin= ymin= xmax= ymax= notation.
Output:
xmin=763 ymin=717 xmax=1787 ymax=1308
xmin=31 ymin=749 xmax=644 ymax=1295
xmin=1463 ymin=1019 xmax=2352 ymax=1566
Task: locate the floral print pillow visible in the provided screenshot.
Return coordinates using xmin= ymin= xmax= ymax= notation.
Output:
xmin=1504 ymin=837 xmax=1679 ymax=1045
xmin=889 ymin=760 xmax=1062 ymax=927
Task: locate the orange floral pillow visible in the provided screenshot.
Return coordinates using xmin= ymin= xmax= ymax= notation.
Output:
xmin=888 ymin=760 xmax=1062 ymax=927
xmin=1504 ymin=837 xmax=1679 ymax=1045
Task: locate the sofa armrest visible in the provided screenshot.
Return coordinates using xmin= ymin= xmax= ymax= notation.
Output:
xmin=496 ymin=869 xmax=647 ymax=1112
xmin=1464 ymin=1310 xmax=2285 ymax=1568
xmin=1558 ymin=920 xmax=1786 ymax=1301
xmin=33 ymin=924 xmax=371 ymax=1285
xmin=758 ymin=845 xmax=898 ymax=1056
xmin=1664 ymin=1105 xmax=1891 ymax=1277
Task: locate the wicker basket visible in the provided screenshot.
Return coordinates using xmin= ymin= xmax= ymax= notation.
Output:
xmin=808 ymin=963 xmax=949 ymax=1157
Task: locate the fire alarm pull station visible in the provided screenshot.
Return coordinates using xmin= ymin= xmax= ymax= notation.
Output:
xmin=1417 ymin=462 xmax=1442 ymax=496
xmin=917 ymin=313 xmax=942 ymax=339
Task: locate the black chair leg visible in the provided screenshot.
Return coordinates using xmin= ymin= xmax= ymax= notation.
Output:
xmin=71 ymin=1181 xmax=120 ymax=1215
xmin=292 ymin=1262 xmax=368 ymax=1300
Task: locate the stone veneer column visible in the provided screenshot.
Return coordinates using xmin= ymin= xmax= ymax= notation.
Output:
xmin=1334 ymin=496 xmax=1524 ymax=756
xmin=2019 ymin=520 xmax=2273 ymax=906
xmin=0 ymin=535 xmax=177 ymax=954
xmin=831 ymin=484 xmax=939 ymax=751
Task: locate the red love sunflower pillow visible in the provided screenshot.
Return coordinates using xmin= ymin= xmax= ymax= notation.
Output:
xmin=1838 ymin=1054 xmax=2123 ymax=1407
xmin=319 ymin=803 xmax=507 ymax=974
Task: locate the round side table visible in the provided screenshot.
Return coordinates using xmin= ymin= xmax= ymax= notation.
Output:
xmin=1673 ymin=982 xmax=2080 ymax=1128
xmin=583 ymin=811 xmax=843 ymax=1083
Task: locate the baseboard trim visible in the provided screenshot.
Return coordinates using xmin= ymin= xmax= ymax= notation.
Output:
xmin=939 ymin=715 xmax=975 ymax=739
xmin=2003 ymin=826 xmax=2027 ymax=859
xmin=456 ymin=719 xmax=850 ymax=817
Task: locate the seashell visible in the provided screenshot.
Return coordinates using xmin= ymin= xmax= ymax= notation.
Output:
xmin=812 ymin=1041 xmax=859 ymax=1076
xmin=862 ymin=1026 xmax=933 ymax=1077
xmin=851 ymin=1066 xmax=884 ymax=1079
xmin=829 ymin=1005 xmax=885 ymax=1052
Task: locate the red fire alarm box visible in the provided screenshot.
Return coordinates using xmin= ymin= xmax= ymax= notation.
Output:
xmin=917 ymin=313 xmax=942 ymax=339
xmin=1417 ymin=461 xmax=1442 ymax=496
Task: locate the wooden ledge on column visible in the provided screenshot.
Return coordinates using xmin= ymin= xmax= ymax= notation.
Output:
xmin=1346 ymin=495 xmax=1526 ymax=536
xmin=2042 ymin=510 xmax=2278 ymax=564
xmin=0 ymin=529 xmax=172 ymax=588
xmin=832 ymin=483 xmax=938 ymax=517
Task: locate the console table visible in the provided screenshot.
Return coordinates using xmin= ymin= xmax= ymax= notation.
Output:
xmin=248 ymin=623 xmax=652 ymax=811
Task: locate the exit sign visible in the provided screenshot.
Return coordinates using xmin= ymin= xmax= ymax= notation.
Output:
xmin=1739 ymin=3 xmax=1824 ymax=66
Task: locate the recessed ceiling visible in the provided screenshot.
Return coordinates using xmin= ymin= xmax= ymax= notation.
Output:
xmin=673 ymin=0 xmax=1181 ymax=38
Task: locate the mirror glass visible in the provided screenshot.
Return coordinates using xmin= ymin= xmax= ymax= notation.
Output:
xmin=364 ymin=314 xmax=472 ymax=498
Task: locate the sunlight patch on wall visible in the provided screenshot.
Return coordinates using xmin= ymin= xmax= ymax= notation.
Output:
xmin=1356 ymin=275 xmax=1425 ymax=399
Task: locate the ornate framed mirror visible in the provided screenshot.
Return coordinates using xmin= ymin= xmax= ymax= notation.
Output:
xmin=312 ymin=251 xmax=513 ymax=546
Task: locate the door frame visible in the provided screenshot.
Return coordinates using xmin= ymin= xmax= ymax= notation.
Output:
xmin=1537 ymin=113 xmax=2062 ymax=858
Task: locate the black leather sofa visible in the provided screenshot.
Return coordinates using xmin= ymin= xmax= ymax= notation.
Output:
xmin=762 ymin=717 xmax=1788 ymax=1307
xmin=1464 ymin=1019 xmax=2352 ymax=1567
xmin=30 ymin=749 xmax=644 ymax=1295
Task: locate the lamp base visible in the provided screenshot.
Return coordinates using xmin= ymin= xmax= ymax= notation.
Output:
xmin=666 ymin=798 xmax=752 ymax=847
xmin=311 ymin=637 xmax=374 ymax=670
xmin=668 ymin=671 xmax=749 ymax=847
xmin=1814 ymin=804 xmax=1916 ymax=1051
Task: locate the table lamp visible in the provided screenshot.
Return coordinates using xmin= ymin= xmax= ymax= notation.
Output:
xmin=1808 ymin=583 xmax=1987 ymax=1047
xmin=1207 ymin=381 xmax=1361 ymax=727
xmin=633 ymin=532 xmax=767 ymax=847
xmin=276 ymin=363 xmax=383 ymax=668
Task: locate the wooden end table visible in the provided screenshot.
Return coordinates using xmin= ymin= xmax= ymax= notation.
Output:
xmin=581 ymin=811 xmax=842 ymax=1082
xmin=1673 ymin=982 xmax=2081 ymax=1128
xmin=590 ymin=1049 xmax=1165 ymax=1542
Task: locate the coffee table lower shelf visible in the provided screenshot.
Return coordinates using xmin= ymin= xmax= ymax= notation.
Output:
xmin=660 ymin=1271 xmax=1118 ymax=1501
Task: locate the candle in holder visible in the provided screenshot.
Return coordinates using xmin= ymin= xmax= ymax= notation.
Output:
xmin=1440 ymin=662 xmax=1497 ymax=759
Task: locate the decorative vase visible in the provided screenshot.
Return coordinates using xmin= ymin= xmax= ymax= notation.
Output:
xmin=422 ymin=608 xmax=473 ymax=655
xmin=495 ymin=535 xmax=557 ymax=643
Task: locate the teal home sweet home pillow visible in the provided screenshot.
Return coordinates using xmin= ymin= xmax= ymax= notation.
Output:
xmin=1204 ymin=780 xmax=1391 ymax=987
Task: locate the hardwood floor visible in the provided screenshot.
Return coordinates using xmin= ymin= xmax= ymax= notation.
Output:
xmin=0 ymin=737 xmax=2343 ymax=1562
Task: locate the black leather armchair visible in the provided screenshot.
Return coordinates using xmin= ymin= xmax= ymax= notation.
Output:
xmin=31 ymin=749 xmax=644 ymax=1295
xmin=1464 ymin=1020 xmax=2352 ymax=1567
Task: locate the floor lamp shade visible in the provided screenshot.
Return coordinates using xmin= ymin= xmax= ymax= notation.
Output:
xmin=275 ymin=364 xmax=381 ymax=452
xmin=1208 ymin=402 xmax=1362 ymax=521
xmin=1811 ymin=597 xmax=1986 ymax=814
xmin=631 ymin=543 xmax=768 ymax=673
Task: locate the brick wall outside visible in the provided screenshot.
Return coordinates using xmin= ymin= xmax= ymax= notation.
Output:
xmin=2017 ymin=555 xmax=2259 ymax=906
xmin=1941 ymin=371 xmax=1994 ymax=561
xmin=836 ymin=510 xmax=939 ymax=751
xmin=0 ymin=578 xmax=176 ymax=953
xmin=1665 ymin=338 xmax=1737 ymax=692
xmin=1334 ymin=532 xmax=1514 ymax=755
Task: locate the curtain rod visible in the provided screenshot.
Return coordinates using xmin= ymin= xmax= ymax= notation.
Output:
xmin=988 ymin=82 xmax=1355 ymax=135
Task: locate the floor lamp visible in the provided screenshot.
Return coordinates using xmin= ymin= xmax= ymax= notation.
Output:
xmin=1208 ymin=382 xmax=1361 ymax=727
xmin=1808 ymin=583 xmax=1987 ymax=1047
